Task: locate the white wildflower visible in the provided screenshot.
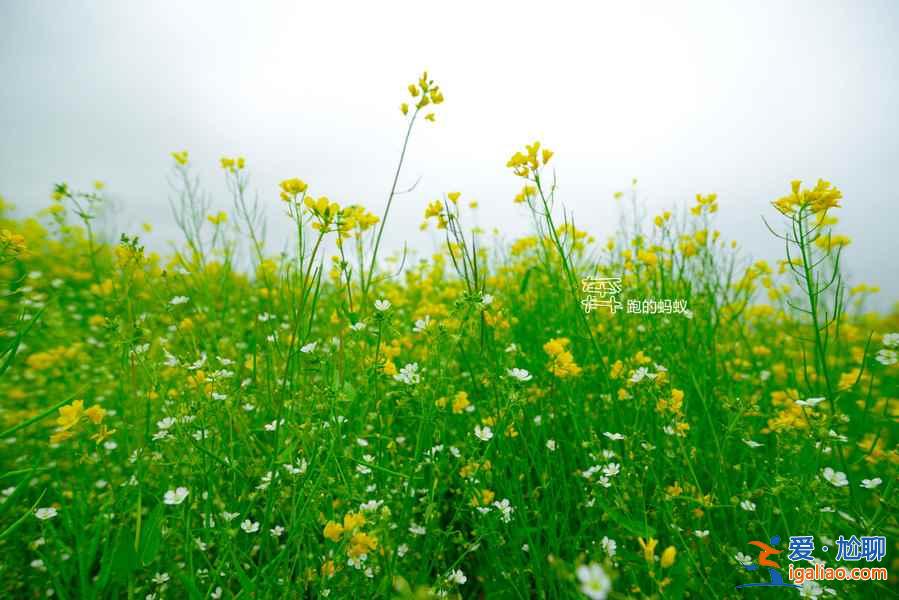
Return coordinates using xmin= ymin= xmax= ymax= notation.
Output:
xmin=506 ymin=367 xmax=532 ymax=382
xmin=35 ymin=507 xmax=58 ymax=520
xmin=240 ymin=520 xmax=260 ymax=533
xmin=393 ymin=362 xmax=421 ymax=385
xmin=448 ymin=569 xmax=467 ymax=585
xmin=822 ymin=467 xmax=848 ymax=487
xmin=163 ymin=487 xmax=189 ymax=506
xmin=474 ymin=425 xmax=493 ymax=442
xmin=576 ymin=562 xmax=611 ymax=600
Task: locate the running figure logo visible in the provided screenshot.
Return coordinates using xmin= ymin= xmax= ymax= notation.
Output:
xmin=735 ymin=535 xmax=800 ymax=589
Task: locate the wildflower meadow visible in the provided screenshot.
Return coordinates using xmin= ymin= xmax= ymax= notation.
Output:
xmin=0 ymin=73 xmax=897 ymax=599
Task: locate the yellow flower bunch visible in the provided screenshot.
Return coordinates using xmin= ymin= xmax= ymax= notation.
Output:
xmin=207 ymin=211 xmax=228 ymax=225
xmin=220 ymin=156 xmax=246 ymax=172
xmin=423 ymin=200 xmax=448 ymax=229
xmin=653 ymin=211 xmax=672 ymax=228
xmin=470 ymin=488 xmax=495 ymax=507
xmin=507 ymin=141 xmax=554 ymax=179
xmin=304 ymin=196 xmax=341 ymax=231
xmin=451 ymin=391 xmax=471 ymax=414
xmin=543 ymin=337 xmax=582 ymax=378
xmin=50 ymin=399 xmax=110 ymax=444
xmin=0 ymin=229 xmax=28 ymax=257
xmin=772 ymin=179 xmax=842 ymax=216
xmin=279 ymin=178 xmax=308 ymax=202
xmin=814 ymin=233 xmax=851 ymax=251
xmin=171 ymin=150 xmax=189 ymax=166
xmin=51 ymin=183 xmax=70 ymax=201
xmin=656 ymin=388 xmax=685 ymax=415
xmin=401 ymin=71 xmax=444 ymax=121
xmin=513 ymin=184 xmax=537 ymax=204
xmin=322 ymin=511 xmax=377 ymax=558
xmin=690 ymin=193 xmax=718 ymax=216
xmin=336 ymin=205 xmax=379 ymax=241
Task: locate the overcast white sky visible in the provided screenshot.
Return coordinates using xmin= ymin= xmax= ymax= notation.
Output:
xmin=2 ymin=1 xmax=897 ymax=305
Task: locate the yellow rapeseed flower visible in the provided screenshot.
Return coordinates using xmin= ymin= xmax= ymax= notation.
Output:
xmin=342 ymin=512 xmax=366 ymax=531
xmin=638 ymin=537 xmax=658 ymax=563
xmin=84 ymin=405 xmax=106 ymax=424
xmin=660 ymin=546 xmax=677 ymax=568
xmin=57 ymin=400 xmax=85 ymax=431
xmin=323 ymin=521 xmax=344 ymax=542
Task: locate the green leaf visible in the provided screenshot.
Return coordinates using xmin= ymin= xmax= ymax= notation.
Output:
xmin=0 ymin=306 xmax=45 ymax=378
xmin=594 ymin=496 xmax=656 ymax=538
xmin=109 ymin=528 xmax=139 ymax=581
xmin=0 ymin=490 xmax=45 ymax=541
xmin=139 ymin=504 xmax=163 ymax=565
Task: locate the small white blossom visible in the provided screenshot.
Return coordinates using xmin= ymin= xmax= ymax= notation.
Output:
xmin=163 ymin=487 xmax=189 ymax=506
xmin=882 ymin=332 xmax=899 ymax=348
xmin=187 ymin=353 xmax=207 ymax=370
xmin=740 ymin=500 xmax=756 ymax=512
xmin=576 ymin=562 xmax=611 ymax=600
xmin=35 ymin=507 xmax=58 ymax=520
xmin=603 ymin=432 xmax=625 ymax=441
xmin=393 ymin=362 xmax=421 ymax=385
xmin=156 ymin=417 xmax=176 ymax=430
xmin=506 ymin=367 xmax=532 ymax=382
xmin=795 ymin=397 xmax=826 ymax=408
xmin=875 ymin=349 xmax=897 ymax=365
xmin=601 ymin=536 xmax=617 ymax=557
xmin=629 ymin=367 xmax=650 ymax=383
xmin=240 ymin=520 xmax=260 ymax=533
xmin=413 ymin=316 xmax=431 ymax=333
xmin=860 ymin=477 xmax=882 ymax=489
xmin=493 ymin=498 xmax=514 ymax=523
xmin=300 ymin=342 xmax=317 ymax=354
xmin=474 ymin=425 xmax=493 ymax=442
xmin=448 ymin=569 xmax=467 ymax=585
xmin=822 ymin=467 xmax=848 ymax=487
xmin=359 ymin=499 xmax=383 ymax=512
xmin=264 ymin=419 xmax=284 ymax=432
xmin=169 ymin=296 xmax=189 ymax=306
xmin=799 ymin=580 xmax=824 ymax=599
xmin=374 ymin=299 xmax=391 ymax=311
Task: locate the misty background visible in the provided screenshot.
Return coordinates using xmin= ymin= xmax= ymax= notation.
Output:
xmin=2 ymin=1 xmax=897 ymax=306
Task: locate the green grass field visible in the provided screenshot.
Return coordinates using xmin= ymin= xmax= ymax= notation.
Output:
xmin=0 ymin=73 xmax=896 ymax=599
